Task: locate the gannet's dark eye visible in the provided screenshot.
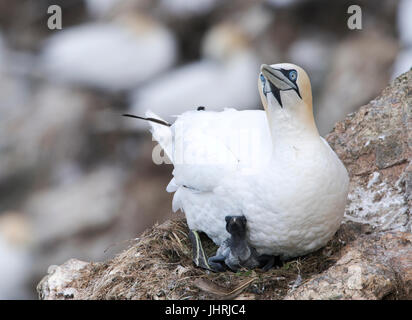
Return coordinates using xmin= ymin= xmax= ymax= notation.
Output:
xmin=289 ymin=70 xmax=297 ymax=81
xmin=260 ymin=74 xmax=265 ymax=82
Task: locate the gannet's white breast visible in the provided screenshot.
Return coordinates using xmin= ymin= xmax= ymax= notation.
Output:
xmin=148 ymin=108 xmax=349 ymax=258
xmin=240 ymin=136 xmax=349 ymax=256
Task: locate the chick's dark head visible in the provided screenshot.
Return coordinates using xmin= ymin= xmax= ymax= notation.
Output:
xmin=225 ymin=216 xmax=247 ymax=237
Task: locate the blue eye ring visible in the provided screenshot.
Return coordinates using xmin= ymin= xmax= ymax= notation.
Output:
xmin=260 ymin=73 xmax=265 ymax=82
xmin=289 ymin=70 xmax=297 ymax=81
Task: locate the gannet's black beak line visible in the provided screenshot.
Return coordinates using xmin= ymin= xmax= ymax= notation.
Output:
xmin=122 ymin=114 xmax=171 ymax=127
xmin=269 ymin=82 xmax=283 ymax=108
xmin=261 ymin=64 xmax=302 ymax=108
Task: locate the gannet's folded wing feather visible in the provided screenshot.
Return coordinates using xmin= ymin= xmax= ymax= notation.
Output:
xmin=172 ymin=134 xmax=239 ymax=191
xmin=170 ymin=110 xmax=238 ymax=191
xmin=149 ymin=109 xmax=271 ymax=193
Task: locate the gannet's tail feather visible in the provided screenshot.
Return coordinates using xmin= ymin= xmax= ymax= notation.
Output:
xmin=122 ymin=113 xmax=171 ymax=127
xmin=123 ymin=111 xmax=174 ymax=162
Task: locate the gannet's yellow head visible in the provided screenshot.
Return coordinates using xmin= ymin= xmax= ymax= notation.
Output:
xmin=258 ymin=63 xmax=312 ymax=111
xmin=258 ymin=63 xmax=318 ymax=137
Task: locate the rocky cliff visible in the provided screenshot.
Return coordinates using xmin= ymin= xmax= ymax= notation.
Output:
xmin=37 ymin=70 xmax=411 ymax=300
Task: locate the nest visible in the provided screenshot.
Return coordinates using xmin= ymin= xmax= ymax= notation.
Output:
xmin=70 ymin=217 xmax=364 ymax=300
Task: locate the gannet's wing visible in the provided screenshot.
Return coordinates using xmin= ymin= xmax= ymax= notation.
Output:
xmin=148 ymin=108 xmax=271 ymax=193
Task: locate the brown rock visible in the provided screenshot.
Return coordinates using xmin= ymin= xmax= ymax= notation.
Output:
xmin=326 ymin=70 xmax=411 ymax=233
xmin=284 ymin=232 xmax=412 ymax=300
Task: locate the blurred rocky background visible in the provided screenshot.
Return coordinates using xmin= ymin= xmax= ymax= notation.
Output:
xmin=0 ymin=0 xmax=410 ymax=299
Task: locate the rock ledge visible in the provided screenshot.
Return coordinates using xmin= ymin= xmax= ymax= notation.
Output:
xmin=37 ymin=70 xmax=412 ymax=300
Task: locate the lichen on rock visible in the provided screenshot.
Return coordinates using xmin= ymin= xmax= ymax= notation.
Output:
xmin=326 ymin=70 xmax=411 ymax=233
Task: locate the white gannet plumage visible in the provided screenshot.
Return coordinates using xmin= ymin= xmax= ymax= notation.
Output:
xmin=139 ymin=63 xmax=349 ymax=258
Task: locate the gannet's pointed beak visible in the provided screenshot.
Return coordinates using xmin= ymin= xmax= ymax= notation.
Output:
xmin=261 ymin=64 xmax=302 ymax=108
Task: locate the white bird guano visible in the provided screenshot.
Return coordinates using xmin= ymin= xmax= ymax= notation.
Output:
xmin=141 ymin=63 xmax=349 ymax=258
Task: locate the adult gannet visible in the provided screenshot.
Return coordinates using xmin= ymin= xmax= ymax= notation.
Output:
xmin=40 ymin=14 xmax=176 ymax=92
xmin=126 ymin=63 xmax=349 ymax=263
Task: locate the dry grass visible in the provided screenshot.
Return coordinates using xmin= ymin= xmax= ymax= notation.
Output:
xmin=71 ymin=218 xmax=365 ymax=300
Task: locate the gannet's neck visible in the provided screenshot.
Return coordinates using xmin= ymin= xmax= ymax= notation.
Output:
xmin=265 ymin=100 xmax=320 ymax=147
